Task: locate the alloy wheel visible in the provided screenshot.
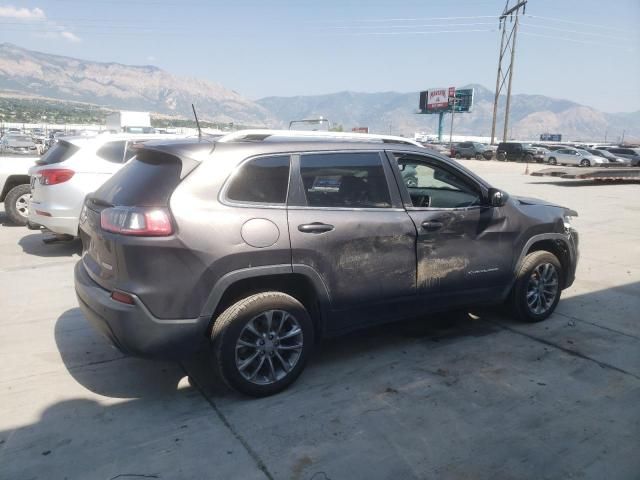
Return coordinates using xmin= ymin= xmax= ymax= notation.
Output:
xmin=235 ymin=310 xmax=304 ymax=385
xmin=15 ymin=193 xmax=30 ymax=218
xmin=526 ymin=263 xmax=559 ymax=315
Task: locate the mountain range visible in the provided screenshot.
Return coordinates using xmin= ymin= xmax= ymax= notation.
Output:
xmin=1 ymin=43 xmax=638 ymax=142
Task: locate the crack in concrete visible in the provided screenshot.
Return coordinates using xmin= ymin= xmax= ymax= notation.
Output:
xmin=485 ymin=318 xmax=640 ymax=381
xmin=179 ymin=364 xmax=274 ymax=480
xmin=555 ymin=311 xmax=640 ymax=341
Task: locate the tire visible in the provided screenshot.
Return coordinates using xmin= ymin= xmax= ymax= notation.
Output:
xmin=497 ymin=153 xmax=506 ymax=161
xmin=475 ymin=153 xmax=482 ymax=160
xmin=4 ymin=184 xmax=31 ymax=226
xmin=548 ymin=157 xmax=557 ymax=165
xmin=580 ymin=159 xmax=591 ymax=167
xmin=455 ymin=153 xmax=462 ymax=159
xmin=510 ymin=251 xmax=562 ymax=323
xmin=211 ymin=292 xmax=314 ymax=397
xmin=524 ymin=154 xmax=533 ymax=163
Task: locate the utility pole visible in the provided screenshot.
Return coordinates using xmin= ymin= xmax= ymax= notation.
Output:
xmin=449 ymin=97 xmax=459 ymax=149
xmin=490 ymin=0 xmax=527 ymax=144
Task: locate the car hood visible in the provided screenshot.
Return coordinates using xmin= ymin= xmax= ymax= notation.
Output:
xmin=513 ymin=195 xmax=578 ymax=216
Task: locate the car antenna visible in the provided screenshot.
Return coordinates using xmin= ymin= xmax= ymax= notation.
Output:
xmin=192 ymin=103 xmax=202 ymax=140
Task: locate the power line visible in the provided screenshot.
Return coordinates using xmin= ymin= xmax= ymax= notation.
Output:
xmin=519 ymin=31 xmax=635 ymax=50
xmin=332 ymin=29 xmax=495 ymax=36
xmin=519 ymin=22 xmax=633 ymax=42
xmin=524 ymin=14 xmax=629 ymax=32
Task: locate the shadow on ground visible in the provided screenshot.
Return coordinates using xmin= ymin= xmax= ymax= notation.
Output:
xmin=528 ymin=179 xmax=640 ymax=187
xmin=19 ymin=233 xmax=81 ymax=258
xmin=54 ymin=308 xmax=186 ymax=398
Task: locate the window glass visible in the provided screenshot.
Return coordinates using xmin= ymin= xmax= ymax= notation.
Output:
xmin=124 ymin=141 xmax=140 ymax=162
xmin=395 ymin=155 xmax=481 ymax=209
xmin=96 ymin=141 xmax=126 ymax=163
xmin=36 ymin=141 xmax=79 ymax=165
xmin=299 ymin=152 xmax=391 ymax=208
xmin=226 ymin=155 xmax=290 ymax=204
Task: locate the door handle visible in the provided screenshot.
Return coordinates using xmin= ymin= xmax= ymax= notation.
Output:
xmin=421 ymin=221 xmax=444 ymax=232
xmin=298 ymin=222 xmax=335 ymax=234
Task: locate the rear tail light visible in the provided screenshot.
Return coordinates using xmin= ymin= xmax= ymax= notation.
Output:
xmin=100 ymin=206 xmax=173 ymax=236
xmin=39 ymin=168 xmax=75 ymax=185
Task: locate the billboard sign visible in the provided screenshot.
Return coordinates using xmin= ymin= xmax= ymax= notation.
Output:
xmin=540 ymin=133 xmax=562 ymax=142
xmin=429 ymin=87 xmax=455 ymax=110
xmin=419 ymin=88 xmax=473 ymax=113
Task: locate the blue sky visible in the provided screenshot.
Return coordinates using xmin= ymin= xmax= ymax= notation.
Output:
xmin=1 ymin=0 xmax=639 ymax=112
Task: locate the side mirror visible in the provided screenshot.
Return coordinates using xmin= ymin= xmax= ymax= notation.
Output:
xmin=488 ymin=188 xmax=509 ymax=207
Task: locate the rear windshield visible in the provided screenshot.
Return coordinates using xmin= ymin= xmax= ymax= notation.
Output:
xmin=92 ymin=151 xmax=181 ymax=206
xmin=37 ymin=141 xmax=80 ymax=165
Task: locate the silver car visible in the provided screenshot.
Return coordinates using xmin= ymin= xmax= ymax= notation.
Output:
xmin=0 ymin=135 xmax=38 ymax=155
xmin=587 ymin=148 xmax=629 ymax=165
xmin=546 ymin=148 xmax=608 ymax=167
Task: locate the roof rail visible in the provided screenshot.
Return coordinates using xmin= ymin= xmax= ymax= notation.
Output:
xmin=216 ymin=129 xmax=424 ymax=147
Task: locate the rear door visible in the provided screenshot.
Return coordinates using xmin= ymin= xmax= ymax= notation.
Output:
xmin=287 ymin=150 xmax=417 ymax=332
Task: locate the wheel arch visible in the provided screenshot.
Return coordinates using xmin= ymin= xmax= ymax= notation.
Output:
xmin=1 ymin=174 xmax=30 ymax=201
xmin=516 ymin=234 xmax=573 ymax=289
xmin=202 ymin=264 xmax=331 ymax=341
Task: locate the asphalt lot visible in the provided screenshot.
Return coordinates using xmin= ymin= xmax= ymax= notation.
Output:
xmin=1 ymin=160 xmax=638 ymax=480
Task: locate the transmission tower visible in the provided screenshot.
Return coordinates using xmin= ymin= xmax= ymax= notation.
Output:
xmin=490 ymin=0 xmax=527 ymax=144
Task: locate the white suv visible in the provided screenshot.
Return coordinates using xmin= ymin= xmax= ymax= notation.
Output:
xmin=29 ymin=133 xmax=184 ymax=237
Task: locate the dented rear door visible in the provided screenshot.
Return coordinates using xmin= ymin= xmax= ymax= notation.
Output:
xmin=287 ymin=150 xmax=417 ymax=331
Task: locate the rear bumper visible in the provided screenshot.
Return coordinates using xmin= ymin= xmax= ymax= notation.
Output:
xmin=74 ymin=261 xmax=210 ymax=359
xmin=29 ymin=210 xmax=78 ymax=236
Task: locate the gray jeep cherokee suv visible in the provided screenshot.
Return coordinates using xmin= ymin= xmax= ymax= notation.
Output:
xmin=74 ymin=131 xmax=579 ymax=397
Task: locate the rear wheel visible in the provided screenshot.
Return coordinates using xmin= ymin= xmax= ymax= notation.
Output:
xmin=4 ymin=184 xmax=30 ymax=225
xmin=548 ymin=157 xmax=557 ymax=165
xmin=510 ymin=251 xmax=562 ymax=323
xmin=211 ymin=292 xmax=314 ymax=397
xmin=580 ymin=159 xmax=591 ymax=167
xmin=524 ymin=154 xmax=534 ymax=163
xmin=475 ymin=153 xmax=482 ymax=160
xmin=455 ymin=153 xmax=462 ymax=159
xmin=497 ymin=153 xmax=506 ymax=161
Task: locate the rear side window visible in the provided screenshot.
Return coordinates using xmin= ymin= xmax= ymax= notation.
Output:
xmin=96 ymin=141 xmax=126 ymax=163
xmin=93 ymin=151 xmax=181 ymax=206
xmin=226 ymin=155 xmax=290 ymax=204
xmin=37 ymin=141 xmax=79 ymax=165
xmin=299 ymin=152 xmax=391 ymax=208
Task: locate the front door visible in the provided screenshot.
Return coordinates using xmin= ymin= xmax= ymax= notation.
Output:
xmin=390 ymin=152 xmax=514 ymax=305
xmin=287 ymin=150 xmax=417 ymax=332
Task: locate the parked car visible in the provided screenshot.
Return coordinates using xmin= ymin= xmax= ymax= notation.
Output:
xmin=603 ymin=147 xmax=640 ymax=166
xmin=451 ymin=142 xmax=493 ymax=160
xmin=496 ymin=142 xmax=544 ymax=162
xmin=28 ymin=133 xmax=184 ymax=238
xmin=586 ymin=148 xmax=629 ymax=165
xmin=0 ymin=135 xmax=39 ymax=155
xmin=0 ymin=150 xmax=39 ymax=225
xmin=74 ymin=129 xmax=579 ymax=397
xmin=545 ymin=148 xmax=608 ymax=167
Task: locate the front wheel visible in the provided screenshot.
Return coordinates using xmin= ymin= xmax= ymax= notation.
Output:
xmin=548 ymin=157 xmax=557 ymax=165
xmin=510 ymin=251 xmax=562 ymax=323
xmin=211 ymin=292 xmax=314 ymax=397
xmin=580 ymin=159 xmax=591 ymax=167
xmin=4 ymin=184 xmax=31 ymax=225
xmin=455 ymin=153 xmax=462 ymax=159
xmin=475 ymin=153 xmax=482 ymax=160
